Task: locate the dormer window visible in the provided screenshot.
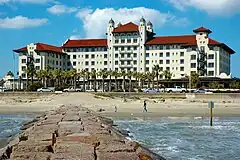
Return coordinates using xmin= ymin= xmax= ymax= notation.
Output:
xmin=200 ymin=33 xmax=203 ymax=35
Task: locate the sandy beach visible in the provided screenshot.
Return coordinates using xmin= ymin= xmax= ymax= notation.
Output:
xmin=0 ymin=92 xmax=240 ymax=117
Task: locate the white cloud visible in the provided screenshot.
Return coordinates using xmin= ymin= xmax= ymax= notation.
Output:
xmin=167 ymin=0 xmax=240 ymax=16
xmin=47 ymin=4 xmax=77 ymax=15
xmin=76 ymin=7 xmax=185 ymax=38
xmin=69 ymin=35 xmax=82 ymax=40
xmin=0 ymin=0 xmax=54 ymax=4
xmin=172 ymin=17 xmax=190 ymax=26
xmin=0 ymin=16 xmax=48 ymax=29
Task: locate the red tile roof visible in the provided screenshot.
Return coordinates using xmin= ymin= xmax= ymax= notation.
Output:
xmin=146 ymin=35 xmax=197 ymax=45
xmin=193 ymin=27 xmax=212 ymax=34
xmin=13 ymin=43 xmax=62 ymax=53
xmin=146 ymin=35 xmax=235 ymax=54
xmin=13 ymin=46 xmax=28 ymax=53
xmin=112 ymin=22 xmax=139 ymax=33
xmin=63 ymin=39 xmax=107 ymax=48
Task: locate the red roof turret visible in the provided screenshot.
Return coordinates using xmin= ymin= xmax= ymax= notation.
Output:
xmin=193 ymin=27 xmax=212 ymax=34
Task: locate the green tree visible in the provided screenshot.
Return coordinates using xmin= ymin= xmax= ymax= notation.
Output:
xmin=98 ymin=69 xmax=108 ymax=92
xmin=190 ymin=72 xmax=200 ymax=89
xmin=120 ymin=70 xmax=127 ymax=92
xmin=208 ymin=82 xmax=224 ymax=89
xmin=152 ymin=65 xmax=161 ymax=89
xmin=229 ymin=81 xmax=240 ymax=89
xmin=91 ymin=69 xmax=97 ymax=92
xmin=163 ymin=70 xmax=172 ymax=81
xmin=112 ymin=71 xmax=120 ymax=91
xmin=127 ymin=71 xmax=133 ymax=92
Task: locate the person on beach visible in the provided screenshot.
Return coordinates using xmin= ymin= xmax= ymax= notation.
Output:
xmin=114 ymin=105 xmax=117 ymax=112
xmin=143 ymin=100 xmax=147 ymax=112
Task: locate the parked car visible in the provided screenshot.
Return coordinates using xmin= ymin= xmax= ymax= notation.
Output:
xmin=143 ymin=88 xmax=160 ymax=93
xmin=165 ymin=86 xmax=187 ymax=93
xmin=63 ymin=87 xmax=82 ymax=92
xmin=194 ymin=88 xmax=213 ymax=94
xmin=37 ymin=87 xmax=54 ymax=92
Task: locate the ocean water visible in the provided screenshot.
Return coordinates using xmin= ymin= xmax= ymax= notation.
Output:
xmin=115 ymin=117 xmax=240 ymax=160
xmin=0 ymin=114 xmax=34 ymax=148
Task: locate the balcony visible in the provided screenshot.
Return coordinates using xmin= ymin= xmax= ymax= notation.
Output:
xmin=119 ymin=56 xmax=133 ymax=61
xmin=119 ymin=63 xmax=133 ymax=68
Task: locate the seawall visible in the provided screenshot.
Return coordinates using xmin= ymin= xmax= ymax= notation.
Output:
xmin=0 ymin=105 xmax=165 ymax=160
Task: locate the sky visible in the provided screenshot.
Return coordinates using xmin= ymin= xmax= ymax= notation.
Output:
xmin=0 ymin=0 xmax=240 ymax=78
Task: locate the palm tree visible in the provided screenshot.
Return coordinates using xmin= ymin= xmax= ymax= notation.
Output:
xmin=127 ymin=71 xmax=133 ymax=92
xmin=23 ymin=66 xmax=36 ymax=86
xmin=139 ymin=73 xmax=147 ymax=90
xmin=152 ymin=65 xmax=161 ymax=90
xmin=146 ymin=72 xmax=152 ymax=88
xmin=85 ymin=71 xmax=91 ymax=90
xmin=190 ymin=72 xmax=200 ymax=89
xmin=108 ymin=70 xmax=113 ymax=92
xmin=18 ymin=76 xmax=22 ymax=90
xmin=120 ymin=70 xmax=127 ymax=92
xmin=229 ymin=80 xmax=240 ymax=89
xmin=163 ymin=70 xmax=172 ymax=81
xmin=91 ymin=69 xmax=97 ymax=92
xmin=70 ymin=69 xmax=77 ymax=89
xmin=112 ymin=71 xmax=119 ymax=91
xmin=98 ymin=69 xmax=108 ymax=92
xmin=132 ymin=71 xmax=139 ymax=89
xmin=79 ymin=69 xmax=86 ymax=91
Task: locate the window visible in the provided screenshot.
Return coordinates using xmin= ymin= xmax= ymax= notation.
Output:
xmin=208 ymin=71 xmax=214 ymax=76
xmin=115 ymin=39 xmax=119 ymax=43
xmin=160 ymin=67 xmax=163 ymax=71
xmin=115 ymin=61 xmax=118 ymax=65
xmin=115 ymin=68 xmax=118 ymax=71
xmin=180 ymin=52 xmax=184 ymax=57
xmin=166 ymin=67 xmax=170 ymax=71
xmin=127 ymin=53 xmax=131 ymax=58
xmin=127 ymin=39 xmax=131 ymax=43
xmin=91 ymin=61 xmax=95 ymax=65
xmin=146 ymin=67 xmax=149 ymax=71
xmin=56 ymin=61 xmax=58 ymax=65
xmin=115 ymin=47 xmax=118 ymax=51
xmin=191 ymin=55 xmax=196 ymax=60
xmin=134 ymin=68 xmax=137 ymax=71
xmin=104 ymin=54 xmax=107 ymax=58
xmin=159 ymin=60 xmax=163 ymax=64
xmin=166 ymin=45 xmax=170 ymax=50
xmin=166 ymin=60 xmax=170 ymax=64
xmin=133 ymin=39 xmax=137 ymax=43
xmin=85 ymin=55 xmax=89 ymax=59
xmin=191 ymin=63 xmax=196 ymax=68
xmin=22 ymin=74 xmax=26 ymax=78
xmin=104 ymin=61 xmax=107 ymax=65
xmin=22 ymin=59 xmax=26 ymax=63
xmin=115 ymin=54 xmax=118 ymax=58
xmin=35 ymin=59 xmax=40 ymax=63
xmin=180 ymin=67 xmax=184 ymax=71
xmin=208 ymin=54 xmax=214 ymax=59
xmin=172 ymin=53 xmax=174 ymax=56
xmin=146 ymin=53 xmax=149 ymax=57
xmin=73 ymin=62 xmax=76 ymax=66
xmin=134 ymin=46 xmax=137 ymax=50
xmin=121 ymin=47 xmax=124 ymax=51
xmin=159 ymin=45 xmax=163 ymax=50
xmin=146 ymin=60 xmax=149 ymax=64
xmin=133 ymin=53 xmax=137 ymax=57
xmin=121 ymin=39 xmax=125 ymax=43
xmin=166 ymin=52 xmax=170 ymax=57
xmin=127 ymin=46 xmax=131 ymax=50
xmin=160 ymin=53 xmax=163 ymax=57
xmin=91 ymin=54 xmax=95 ymax=59
xmin=127 ymin=61 xmax=130 ymax=65
xmin=208 ymin=63 xmax=214 ymax=68
xmin=85 ymin=61 xmax=89 ymax=66
xmin=134 ymin=60 xmax=137 ymax=65
xmin=73 ymin=55 xmax=76 ymax=59
xmin=22 ymin=66 xmax=26 ymax=71
xmin=180 ymin=59 xmax=184 ymax=64
xmin=35 ymin=66 xmax=40 ymax=70
xmin=209 ymin=46 xmax=214 ymax=50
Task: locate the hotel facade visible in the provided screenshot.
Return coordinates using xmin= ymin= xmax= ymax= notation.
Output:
xmin=14 ymin=18 xmax=235 ymax=80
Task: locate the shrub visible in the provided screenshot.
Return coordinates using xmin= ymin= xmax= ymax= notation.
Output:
xmin=27 ymin=82 xmax=43 ymax=91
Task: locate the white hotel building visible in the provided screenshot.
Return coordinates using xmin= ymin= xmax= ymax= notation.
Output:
xmin=14 ymin=18 xmax=235 ymax=80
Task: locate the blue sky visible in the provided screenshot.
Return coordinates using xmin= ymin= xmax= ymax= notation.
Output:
xmin=0 ymin=0 xmax=240 ymax=78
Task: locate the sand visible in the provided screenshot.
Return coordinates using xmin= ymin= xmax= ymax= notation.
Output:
xmin=0 ymin=92 xmax=240 ymax=117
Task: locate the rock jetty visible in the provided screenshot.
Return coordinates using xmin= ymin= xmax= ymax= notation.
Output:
xmin=0 ymin=105 xmax=165 ymax=160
